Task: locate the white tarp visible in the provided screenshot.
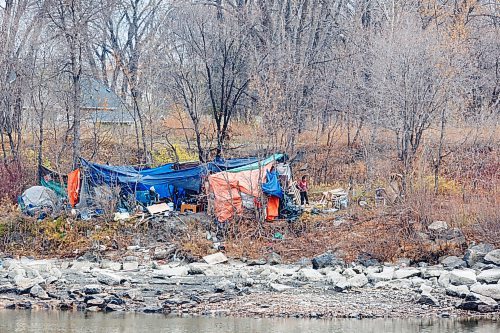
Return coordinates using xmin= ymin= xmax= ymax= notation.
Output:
xmin=21 ymin=186 xmax=58 ymax=210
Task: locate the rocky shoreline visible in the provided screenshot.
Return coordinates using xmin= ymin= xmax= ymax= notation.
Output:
xmin=1 ymin=243 xmax=499 ymax=319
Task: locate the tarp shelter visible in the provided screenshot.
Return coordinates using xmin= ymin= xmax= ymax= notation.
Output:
xmin=80 ymin=157 xmax=261 ymax=205
xmin=207 ymin=154 xmax=284 ymax=222
xmin=40 ymin=166 xmax=67 ymax=198
xmin=20 ymin=186 xmax=59 ymax=214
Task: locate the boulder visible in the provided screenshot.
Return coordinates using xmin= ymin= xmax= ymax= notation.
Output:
xmin=342 ymin=268 xmax=357 ymax=279
xmin=296 ymin=269 xmax=324 ymax=282
xmin=356 ymin=253 xmax=380 ymax=267
xmin=247 ymin=258 xmax=267 ymax=266
xmin=122 ymin=262 xmax=139 ymax=271
xmin=86 ymin=306 xmax=101 ymax=312
xmin=464 ymin=243 xmax=494 ymax=267
xmin=348 ymin=274 xmax=368 ymax=288
xmin=153 ymin=266 xmax=189 ymax=278
xmin=417 ymin=294 xmax=439 ymax=306
xmin=0 ymin=283 xmax=15 ymax=294
xmin=449 ymin=269 xmax=477 ymax=286
xmin=29 ymin=285 xmax=49 ymax=300
xmin=267 ymin=252 xmax=282 ymax=266
xmin=440 ymin=256 xmax=466 ymax=269
xmin=14 ymin=276 xmax=44 ymax=293
xmin=334 ymin=280 xmax=351 ymax=291
xmin=100 ymin=260 xmax=122 ymax=271
xmin=457 ymin=292 xmax=498 ymax=311
xmin=83 ymin=284 xmax=103 ymax=295
xmin=477 ymin=269 xmax=500 ymax=284
xmin=484 ymin=249 xmax=500 ymax=265
xmin=410 ymin=277 xmax=429 ymax=288
xmin=367 ymin=267 xmax=395 ymax=283
xmin=87 ymin=297 xmax=105 ymax=306
xmin=428 ymin=221 xmax=448 ymax=232
xmin=312 ymin=252 xmax=344 ymax=269
xmin=96 ymin=271 xmax=125 ymax=286
xmin=270 ymin=283 xmax=293 ymax=292
xmin=214 ymin=279 xmax=234 ymax=292
xmin=421 ymin=266 xmax=445 ymax=279
xmin=470 ymin=283 xmax=500 ymax=301
xmin=326 ymin=271 xmax=347 ymax=285
xmin=446 ymin=284 xmax=469 ymax=298
xmin=438 ymin=272 xmax=451 ymax=288
xmin=394 ymin=268 xmax=420 ymax=279
xmin=420 ymin=284 xmax=433 ymax=295
xmin=105 ymin=303 xmax=123 ymax=312
xmin=187 ymin=263 xmax=210 ymax=275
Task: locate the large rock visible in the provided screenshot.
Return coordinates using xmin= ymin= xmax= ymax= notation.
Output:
xmin=153 ymin=266 xmax=189 ymax=278
xmin=96 ymin=271 xmax=125 ymax=286
xmin=367 ymin=267 xmax=395 ymax=283
xmin=394 ymin=268 xmax=420 ymax=279
xmin=440 ymin=256 xmax=466 ymax=269
xmin=457 ymin=292 xmax=498 ymax=312
xmin=311 ymin=252 xmax=344 ymax=269
xmin=477 ymin=269 xmax=500 ymax=284
xmin=187 ymin=263 xmax=210 ymax=275
xmin=100 ymin=260 xmax=122 ymax=271
xmin=357 ymin=253 xmax=380 ymax=267
xmin=267 ymin=252 xmax=282 ymax=266
xmin=334 ymin=280 xmax=351 ymax=291
xmin=470 ymin=283 xmax=500 ymax=300
xmin=484 ymin=249 xmax=500 ymax=265
xmin=417 ymin=294 xmax=439 ymax=306
xmin=348 ymin=274 xmax=368 ymax=288
xmin=446 ymin=284 xmax=469 ymax=298
xmin=421 ymin=266 xmax=445 ymax=279
xmin=438 ymin=272 xmax=451 ymax=288
xmin=14 ymin=276 xmax=44 ymax=293
xmin=296 ymin=268 xmax=324 ymax=282
xmin=464 ymin=243 xmax=494 ymax=267
xmin=325 ymin=271 xmax=347 ymax=285
xmin=214 ymin=279 xmax=234 ymax=292
xmin=342 ymin=268 xmax=356 ymax=279
xmin=428 ymin=221 xmax=448 ymax=232
xmin=29 ymin=285 xmax=49 ymax=300
xmin=122 ymin=262 xmax=139 ymax=271
xmin=449 ymin=269 xmax=477 ymax=286
xmin=0 ymin=283 xmax=15 ymax=294
xmin=83 ymin=284 xmax=103 ymax=295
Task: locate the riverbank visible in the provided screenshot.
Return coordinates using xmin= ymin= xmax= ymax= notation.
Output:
xmin=1 ymin=243 xmax=499 ymax=319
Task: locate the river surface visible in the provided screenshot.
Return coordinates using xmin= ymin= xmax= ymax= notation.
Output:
xmin=0 ymin=311 xmax=498 ymax=333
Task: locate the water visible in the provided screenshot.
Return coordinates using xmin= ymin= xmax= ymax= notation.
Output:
xmin=0 ymin=311 xmax=498 ymax=333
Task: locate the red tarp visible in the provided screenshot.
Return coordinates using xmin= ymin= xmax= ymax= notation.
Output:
xmin=67 ymin=169 xmax=81 ymax=207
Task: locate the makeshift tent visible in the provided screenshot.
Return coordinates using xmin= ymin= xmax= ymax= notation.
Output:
xmin=20 ymin=186 xmax=59 ymax=215
xmin=39 ymin=166 xmax=67 ymax=198
xmin=80 ymin=157 xmax=262 ymax=208
xmin=207 ymin=154 xmax=284 ymax=222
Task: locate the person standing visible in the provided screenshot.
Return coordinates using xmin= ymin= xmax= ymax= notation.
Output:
xmin=298 ymin=175 xmax=309 ymax=206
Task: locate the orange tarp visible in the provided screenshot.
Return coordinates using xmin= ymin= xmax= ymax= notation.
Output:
xmin=208 ymin=162 xmax=274 ymax=222
xmin=67 ymin=169 xmax=81 ymax=207
xmin=266 ymin=196 xmax=279 ymax=221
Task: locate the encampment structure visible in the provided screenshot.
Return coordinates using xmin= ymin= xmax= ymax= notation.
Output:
xmin=21 ymin=154 xmax=300 ymax=223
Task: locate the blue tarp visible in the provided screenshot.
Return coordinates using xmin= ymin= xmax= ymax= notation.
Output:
xmin=80 ymin=157 xmax=262 ymax=198
xmin=81 ymin=159 xmax=204 ymax=193
xmin=262 ymin=170 xmax=283 ymax=198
